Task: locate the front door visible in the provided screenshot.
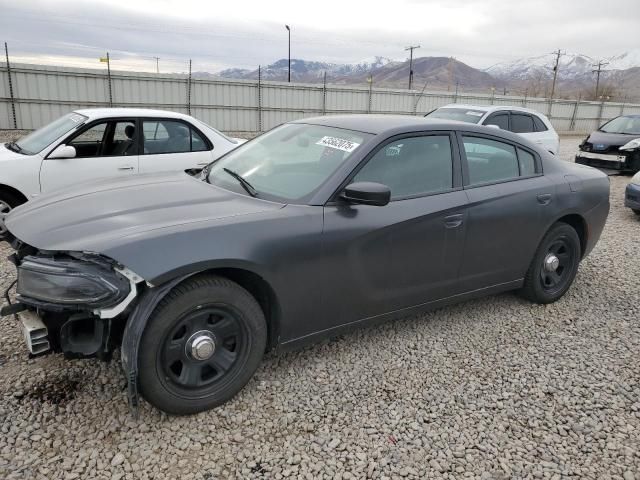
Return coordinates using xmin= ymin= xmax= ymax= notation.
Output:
xmin=321 ymin=133 xmax=468 ymax=329
xmin=40 ymin=119 xmax=139 ymax=193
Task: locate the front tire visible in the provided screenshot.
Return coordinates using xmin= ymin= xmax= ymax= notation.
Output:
xmin=0 ymin=191 xmax=25 ymax=213
xmin=633 ymin=209 xmax=640 ymax=216
xmin=520 ymin=223 xmax=581 ymax=304
xmin=138 ymin=275 xmax=267 ymax=414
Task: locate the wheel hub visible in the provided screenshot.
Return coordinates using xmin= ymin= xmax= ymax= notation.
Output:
xmin=187 ymin=331 xmax=216 ymax=360
xmin=544 ymin=253 xmax=560 ymax=272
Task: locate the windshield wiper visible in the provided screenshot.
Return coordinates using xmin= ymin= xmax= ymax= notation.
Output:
xmin=223 ymin=168 xmax=257 ymax=197
xmin=4 ymin=142 xmax=24 ymax=154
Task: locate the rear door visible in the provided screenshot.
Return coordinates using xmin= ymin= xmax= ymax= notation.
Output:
xmin=529 ymin=114 xmax=558 ymax=153
xmin=457 ymin=132 xmax=554 ymax=291
xmin=40 ymin=118 xmax=139 ymax=193
xmin=483 ymin=112 xmax=510 ymax=131
xmin=138 ymin=118 xmax=214 ymax=174
xmin=321 ymin=132 xmax=468 ymax=329
xmin=510 ymin=112 xmax=540 ymax=145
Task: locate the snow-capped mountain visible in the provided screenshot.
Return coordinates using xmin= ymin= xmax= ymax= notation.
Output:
xmin=486 ymin=50 xmax=640 ymax=81
xmin=217 ymin=57 xmax=394 ymax=82
xmin=212 ymin=52 xmax=640 ymax=100
xmin=606 ymin=51 xmax=640 ymax=71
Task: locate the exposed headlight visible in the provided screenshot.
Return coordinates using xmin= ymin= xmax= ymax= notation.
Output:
xmin=619 ymin=138 xmax=640 ymax=151
xmin=17 ymin=255 xmax=130 ymax=308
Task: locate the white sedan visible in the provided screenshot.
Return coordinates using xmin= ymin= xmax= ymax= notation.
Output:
xmin=426 ymin=104 xmax=560 ymax=154
xmin=0 ymin=108 xmax=245 ymax=211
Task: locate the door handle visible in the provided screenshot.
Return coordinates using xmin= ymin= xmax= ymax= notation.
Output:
xmin=537 ymin=193 xmax=552 ymax=205
xmin=118 ymin=166 xmax=134 ymax=171
xmin=444 ymin=214 xmax=463 ymax=228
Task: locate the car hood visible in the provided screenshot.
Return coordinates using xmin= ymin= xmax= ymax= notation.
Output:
xmin=585 ymin=130 xmax=639 ymax=149
xmin=5 ymin=172 xmax=284 ymax=252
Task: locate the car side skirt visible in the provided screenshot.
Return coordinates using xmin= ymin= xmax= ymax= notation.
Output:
xmin=277 ymin=278 xmax=524 ymax=352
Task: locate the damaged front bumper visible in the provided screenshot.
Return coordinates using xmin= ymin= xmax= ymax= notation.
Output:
xmin=2 ymin=245 xmax=144 ymax=358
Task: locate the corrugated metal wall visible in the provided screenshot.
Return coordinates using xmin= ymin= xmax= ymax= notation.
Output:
xmin=2 ymin=62 xmax=640 ymax=133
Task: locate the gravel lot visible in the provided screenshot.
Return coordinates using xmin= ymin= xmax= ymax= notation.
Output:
xmin=0 ymin=134 xmax=639 ymax=480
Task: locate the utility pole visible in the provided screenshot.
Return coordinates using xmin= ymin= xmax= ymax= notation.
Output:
xmin=153 ymin=56 xmax=160 ymax=74
xmin=592 ymin=60 xmax=609 ymax=99
xmin=405 ymin=45 xmax=420 ymax=90
xmin=106 ymin=52 xmax=113 ymax=107
xmin=447 ymin=57 xmax=455 ymax=92
xmin=549 ymin=49 xmax=564 ymax=101
xmin=285 ymin=25 xmax=291 ymax=82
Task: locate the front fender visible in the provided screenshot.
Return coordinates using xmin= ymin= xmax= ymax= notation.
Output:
xmin=121 ymin=274 xmax=192 ymax=417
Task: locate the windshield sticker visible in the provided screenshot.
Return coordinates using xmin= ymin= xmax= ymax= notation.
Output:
xmin=386 ymin=144 xmax=404 ymax=156
xmin=316 ymin=136 xmax=360 ymax=153
xmin=69 ymin=113 xmax=85 ymax=123
xmin=466 ymin=111 xmax=484 ymax=117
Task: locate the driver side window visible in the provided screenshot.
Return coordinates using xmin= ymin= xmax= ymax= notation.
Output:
xmin=67 ymin=120 xmax=137 ymax=158
xmin=353 ymin=135 xmax=454 ymax=200
xmin=67 ymin=123 xmax=107 ymax=158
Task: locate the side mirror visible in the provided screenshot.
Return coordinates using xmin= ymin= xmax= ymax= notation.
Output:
xmin=341 ymin=182 xmax=391 ymax=207
xmin=485 ymin=124 xmax=501 ymax=130
xmin=48 ymin=144 xmax=76 ymax=159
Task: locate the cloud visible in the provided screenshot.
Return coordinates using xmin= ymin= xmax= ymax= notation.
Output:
xmin=1 ymin=0 xmax=639 ymax=72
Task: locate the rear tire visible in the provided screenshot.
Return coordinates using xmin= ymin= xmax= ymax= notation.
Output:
xmin=633 ymin=209 xmax=640 ymax=216
xmin=520 ymin=223 xmax=581 ymax=304
xmin=138 ymin=274 xmax=267 ymax=414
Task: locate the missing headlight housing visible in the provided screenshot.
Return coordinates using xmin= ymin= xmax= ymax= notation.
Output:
xmin=17 ymin=255 xmax=130 ymax=309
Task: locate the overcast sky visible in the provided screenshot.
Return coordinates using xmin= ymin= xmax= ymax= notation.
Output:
xmin=1 ymin=0 xmax=639 ymax=73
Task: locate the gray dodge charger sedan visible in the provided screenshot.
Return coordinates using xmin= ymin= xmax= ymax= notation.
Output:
xmin=0 ymin=115 xmax=610 ymax=414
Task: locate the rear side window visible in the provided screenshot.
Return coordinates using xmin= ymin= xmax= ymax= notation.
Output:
xmin=484 ymin=113 xmax=509 ymax=130
xmin=462 ymin=136 xmax=519 ymax=185
xmin=532 ymin=115 xmax=548 ymax=132
xmin=511 ymin=114 xmax=535 ymax=133
xmin=354 ymin=135 xmax=453 ymax=199
xmin=142 ymin=120 xmax=210 ymax=155
xmin=517 ymin=148 xmax=537 ymax=176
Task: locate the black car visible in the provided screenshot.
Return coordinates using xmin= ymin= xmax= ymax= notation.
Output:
xmin=1 ymin=115 xmax=610 ymax=414
xmin=576 ymin=115 xmax=640 ymax=172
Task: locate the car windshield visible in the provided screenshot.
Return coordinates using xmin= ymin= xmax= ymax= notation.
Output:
xmin=425 ymin=108 xmax=485 ymax=124
xmin=207 ymin=123 xmax=371 ymax=202
xmin=599 ymin=116 xmax=640 ymax=135
xmin=15 ymin=112 xmax=87 ymax=155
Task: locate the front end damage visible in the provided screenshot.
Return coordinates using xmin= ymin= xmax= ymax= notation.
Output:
xmin=2 ymin=238 xmax=144 ymax=359
xmin=0 ymin=227 xmax=154 ymax=414
xmin=0 ymin=232 xmax=191 ymax=415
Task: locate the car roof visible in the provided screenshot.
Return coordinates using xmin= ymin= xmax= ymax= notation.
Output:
xmin=73 ymin=108 xmax=195 ymax=121
xmin=436 ymin=104 xmax=547 ymax=117
xmin=291 ymin=114 xmax=524 ymax=139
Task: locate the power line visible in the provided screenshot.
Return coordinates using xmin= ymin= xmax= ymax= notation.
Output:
xmin=405 ymin=45 xmax=420 ymax=90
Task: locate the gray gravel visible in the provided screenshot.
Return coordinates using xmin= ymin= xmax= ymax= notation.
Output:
xmin=1 ymin=135 xmax=639 ymax=479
